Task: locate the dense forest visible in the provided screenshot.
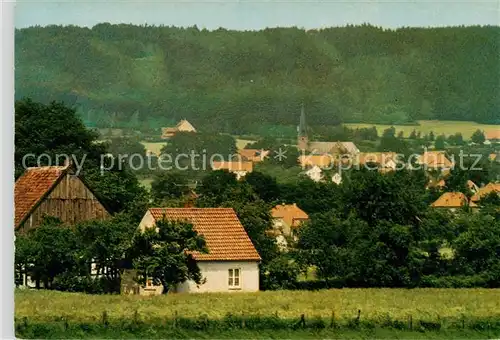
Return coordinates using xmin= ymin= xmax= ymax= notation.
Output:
xmin=15 ymin=24 xmax=500 ymax=133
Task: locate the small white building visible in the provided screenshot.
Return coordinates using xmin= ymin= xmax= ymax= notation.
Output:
xmin=302 ymin=165 xmax=323 ymax=182
xmin=138 ymin=207 xmax=261 ymax=294
xmin=211 ymin=161 xmax=253 ymax=180
xmin=331 ymin=172 xmax=342 ymax=185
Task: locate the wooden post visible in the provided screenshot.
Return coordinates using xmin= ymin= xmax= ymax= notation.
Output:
xmin=300 ymin=314 xmax=306 ymax=328
xmin=330 ymin=311 xmax=336 ymax=328
xmin=173 ymin=311 xmax=178 ymax=329
xmin=408 ymin=314 xmax=412 ymax=330
xmin=102 ymin=311 xmax=109 ymax=328
xmin=356 ymin=309 xmax=361 ymax=325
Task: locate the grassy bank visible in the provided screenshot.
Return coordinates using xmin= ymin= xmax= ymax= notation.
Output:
xmin=15 ymin=321 xmax=500 ymax=339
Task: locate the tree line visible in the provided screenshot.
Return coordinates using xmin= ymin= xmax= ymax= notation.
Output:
xmin=14 ymin=99 xmax=500 ymax=292
xmin=15 ymin=24 xmax=500 ymax=135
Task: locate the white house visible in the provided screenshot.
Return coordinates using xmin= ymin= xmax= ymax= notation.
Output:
xmin=331 ymin=172 xmax=342 ymax=185
xmin=302 ymin=165 xmax=323 ymax=182
xmin=138 ymin=207 xmax=261 ymax=294
xmin=211 ymin=161 xmax=253 ymax=180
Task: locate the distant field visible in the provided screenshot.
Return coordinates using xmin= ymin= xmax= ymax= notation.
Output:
xmin=345 ymin=120 xmax=499 ymax=140
xmin=236 ymin=139 xmax=255 ymax=150
xmin=140 ymin=141 xmax=166 ymax=155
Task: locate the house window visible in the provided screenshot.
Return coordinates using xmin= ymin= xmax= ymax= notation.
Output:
xmin=228 ymin=268 xmax=241 ymax=288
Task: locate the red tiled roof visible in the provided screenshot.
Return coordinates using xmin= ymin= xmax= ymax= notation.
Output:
xmin=431 ymin=192 xmax=477 ymax=208
xmin=237 ymin=149 xmax=269 ymax=162
xmin=148 ymin=208 xmax=261 ymax=261
xmin=471 ymin=182 xmax=500 ymax=202
xmin=417 ymin=151 xmax=454 ymax=168
xmin=271 ymin=203 xmax=309 ymax=228
xmin=357 ymin=152 xmax=397 ymax=167
xmin=485 ymin=130 xmax=500 ymax=140
xmin=15 ymin=166 xmax=68 ymax=227
xmin=212 ymin=161 xmax=253 ymax=172
xmin=298 ymin=155 xmax=334 ymax=168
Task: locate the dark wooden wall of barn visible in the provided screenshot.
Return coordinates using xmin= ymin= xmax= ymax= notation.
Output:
xmin=22 ymin=174 xmax=110 ymax=229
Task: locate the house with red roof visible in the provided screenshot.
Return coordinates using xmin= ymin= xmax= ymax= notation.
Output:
xmin=14 ymin=165 xmax=110 ymax=231
xmin=137 ymin=208 xmax=260 ymax=294
xmin=270 ymin=203 xmax=309 ymax=250
xmin=431 ymin=192 xmax=477 ymax=212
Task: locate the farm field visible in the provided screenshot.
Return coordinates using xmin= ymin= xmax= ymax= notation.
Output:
xmin=345 ymin=120 xmax=500 ymax=139
xmin=236 ymin=138 xmax=256 ymax=150
xmin=16 ymin=288 xmax=500 ymax=322
xmin=140 ymin=141 xmax=166 ymax=155
xmin=15 ymin=289 xmax=500 ymax=338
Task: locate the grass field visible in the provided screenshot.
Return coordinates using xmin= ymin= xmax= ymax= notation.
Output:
xmin=345 ymin=120 xmax=499 ymax=140
xmin=140 ymin=141 xmax=166 ymax=155
xmin=15 ymin=289 xmax=500 ymax=338
xmin=15 ymin=288 xmax=500 ymax=322
xmin=236 ymin=138 xmax=256 ymax=150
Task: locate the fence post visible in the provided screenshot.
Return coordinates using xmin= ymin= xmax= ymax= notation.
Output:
xmin=356 ymin=309 xmax=361 ymax=326
xmin=330 ymin=311 xmax=336 ymax=328
xmin=173 ymin=311 xmax=178 ymax=329
xmin=300 ymin=314 xmax=306 ymax=328
xmin=102 ymin=311 xmax=109 ymax=328
xmin=408 ymin=314 xmax=412 ymax=330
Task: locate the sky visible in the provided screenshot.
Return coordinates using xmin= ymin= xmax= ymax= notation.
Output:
xmin=14 ymin=0 xmax=500 ymax=30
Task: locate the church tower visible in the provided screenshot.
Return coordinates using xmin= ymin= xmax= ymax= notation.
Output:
xmin=297 ymin=104 xmax=308 ymax=151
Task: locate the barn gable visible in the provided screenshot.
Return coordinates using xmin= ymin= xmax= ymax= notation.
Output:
xmin=15 ymin=165 xmax=110 ymax=230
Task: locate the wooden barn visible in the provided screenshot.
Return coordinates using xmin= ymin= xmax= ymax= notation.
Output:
xmin=15 ymin=164 xmax=110 ymax=231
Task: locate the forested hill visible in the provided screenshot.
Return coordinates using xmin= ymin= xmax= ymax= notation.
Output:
xmin=15 ymin=24 xmax=500 ymax=133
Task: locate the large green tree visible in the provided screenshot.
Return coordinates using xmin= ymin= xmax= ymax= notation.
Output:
xmin=132 ymin=218 xmax=207 ymax=293
xmin=15 ymin=99 xmax=149 ymax=220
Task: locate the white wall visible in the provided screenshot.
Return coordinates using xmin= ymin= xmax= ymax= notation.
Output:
xmin=174 ymin=261 xmax=259 ymax=293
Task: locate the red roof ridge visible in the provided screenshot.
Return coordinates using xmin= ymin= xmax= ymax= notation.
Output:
xmin=15 ymin=165 xmax=70 ymax=228
xmin=146 ymin=207 xmax=261 ymax=262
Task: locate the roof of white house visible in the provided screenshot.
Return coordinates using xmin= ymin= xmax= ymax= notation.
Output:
xmin=146 ymin=208 xmax=261 ymax=261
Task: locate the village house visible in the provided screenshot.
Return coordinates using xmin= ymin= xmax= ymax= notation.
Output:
xmin=471 ymin=182 xmax=500 ymax=203
xmin=305 ymin=141 xmax=360 ymax=157
xmin=211 ymin=161 xmax=253 ymax=180
xmin=270 ymin=203 xmax=309 ymax=250
xmin=431 ymin=179 xmax=480 ymax=193
xmin=431 ymin=192 xmax=477 ymax=212
xmin=15 ymin=164 xmax=111 ymax=288
xmin=161 ymin=119 xmax=196 ymax=139
xmin=485 ymin=130 xmax=500 ymax=144
xmin=331 ymin=172 xmax=342 ymax=185
xmin=136 ymin=208 xmax=261 ymax=294
xmin=301 ymin=165 xmax=323 ymax=182
xmin=237 ymin=149 xmax=270 ymax=163
xmin=296 ymin=105 xmax=359 ymax=158
xmin=15 ymin=164 xmax=110 ymax=231
xmin=298 ymin=154 xmax=334 ymax=169
xmin=416 ymin=151 xmax=454 ymax=171
xmin=355 ymin=152 xmax=398 ymax=171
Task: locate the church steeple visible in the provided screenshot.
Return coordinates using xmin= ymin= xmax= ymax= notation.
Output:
xmin=297 ymin=104 xmax=308 ymax=151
